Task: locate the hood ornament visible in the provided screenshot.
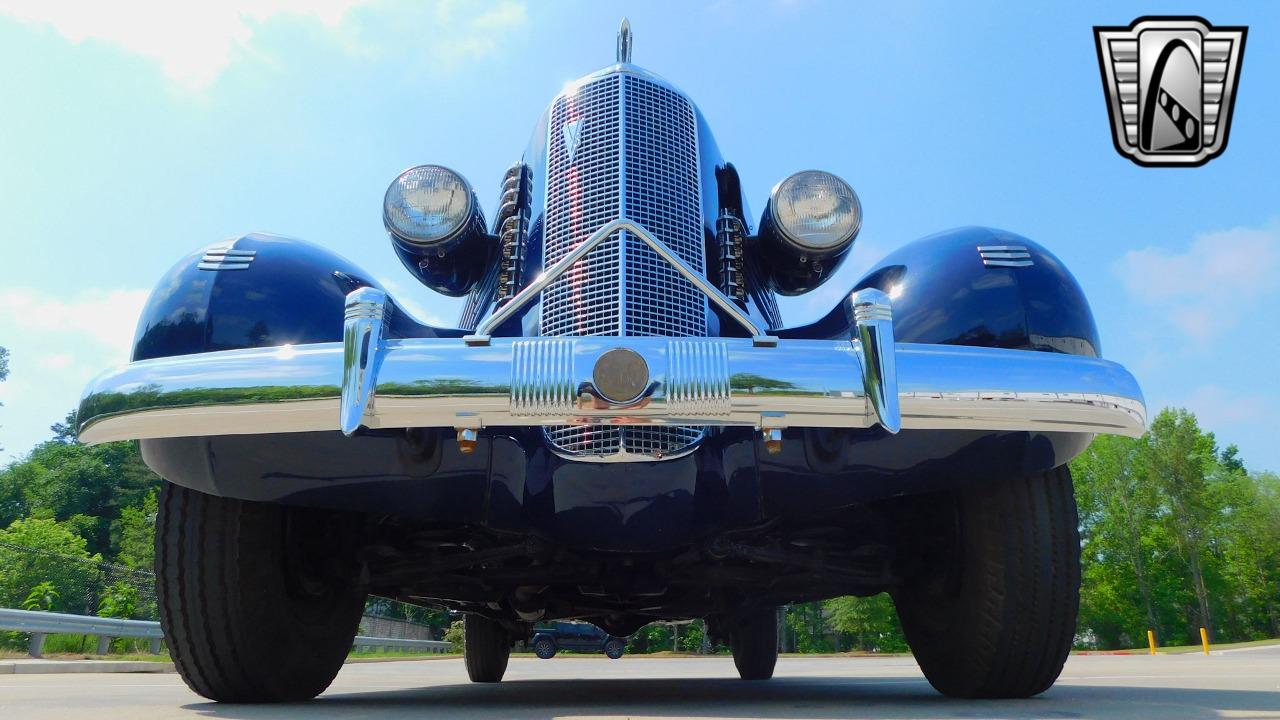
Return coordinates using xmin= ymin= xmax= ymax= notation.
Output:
xmin=617 ymin=18 xmax=632 ymax=63
xmin=561 ymin=119 xmax=584 ymax=164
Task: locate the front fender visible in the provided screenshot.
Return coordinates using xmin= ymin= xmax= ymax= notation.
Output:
xmin=131 ymin=232 xmax=459 ymax=362
xmin=780 ymin=227 xmax=1101 ymax=358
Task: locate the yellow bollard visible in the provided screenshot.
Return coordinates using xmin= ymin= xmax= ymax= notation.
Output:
xmin=1200 ymin=627 xmax=1210 ymax=655
xmin=1147 ymin=629 xmax=1157 ymax=655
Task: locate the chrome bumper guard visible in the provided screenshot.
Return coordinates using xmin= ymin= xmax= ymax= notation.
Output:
xmin=78 ymin=219 xmax=1146 ymax=446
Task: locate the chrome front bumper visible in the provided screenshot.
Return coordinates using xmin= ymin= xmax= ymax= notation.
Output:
xmin=78 ymin=328 xmax=1146 ymax=446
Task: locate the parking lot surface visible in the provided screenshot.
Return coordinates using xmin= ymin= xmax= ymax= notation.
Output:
xmin=1 ymin=653 xmax=1278 ymax=719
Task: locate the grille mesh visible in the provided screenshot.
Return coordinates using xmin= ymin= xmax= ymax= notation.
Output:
xmin=542 ymin=74 xmax=622 ymax=337
xmin=540 ymin=70 xmax=707 ymax=458
xmin=621 ymin=75 xmax=706 ymax=336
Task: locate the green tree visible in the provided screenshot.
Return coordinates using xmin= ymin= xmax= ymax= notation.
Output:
xmin=678 ymin=619 xmax=708 ymax=653
xmin=1141 ymin=409 xmax=1221 ymax=640
xmin=824 ymin=594 xmax=907 ymax=653
xmin=22 ymin=581 xmax=60 ymax=611
xmin=113 ymin=489 xmax=157 ymax=570
xmin=1211 ymin=470 xmax=1280 ymax=638
xmin=783 ymin=602 xmax=835 ymax=653
xmin=1071 ymin=408 xmax=1280 ymax=649
xmin=443 ymin=619 xmax=465 ymax=651
xmin=1072 ymin=434 xmax=1165 ymax=646
xmin=97 ymin=581 xmax=139 ymax=619
xmin=0 ymin=428 xmax=160 ymax=558
xmin=0 ymin=517 xmax=102 ymax=613
xmin=50 ymin=409 xmax=78 ymax=443
xmin=626 ymin=622 xmax=673 ymax=653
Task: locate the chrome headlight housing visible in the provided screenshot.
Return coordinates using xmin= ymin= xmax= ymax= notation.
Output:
xmin=758 ymin=170 xmax=862 ymax=295
xmin=383 ymin=164 xmax=491 ymax=297
xmin=383 ymin=165 xmax=476 ymax=246
xmin=768 ymin=170 xmax=862 ymax=251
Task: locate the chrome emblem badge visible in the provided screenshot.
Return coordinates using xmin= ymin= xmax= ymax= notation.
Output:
xmin=1094 ymin=17 xmax=1247 ymax=167
xmin=561 ymin=119 xmax=584 ymax=164
xmin=198 ymin=246 xmax=255 ymax=271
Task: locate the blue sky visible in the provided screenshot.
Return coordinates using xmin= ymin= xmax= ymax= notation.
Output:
xmin=0 ymin=1 xmax=1277 ymax=471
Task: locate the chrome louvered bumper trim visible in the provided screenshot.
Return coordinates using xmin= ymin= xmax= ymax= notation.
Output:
xmin=77 ymin=335 xmax=1147 ymax=447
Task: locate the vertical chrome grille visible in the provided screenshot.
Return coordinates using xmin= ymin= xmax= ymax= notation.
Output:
xmin=541 ymin=69 xmax=707 ymax=460
xmin=543 ymin=74 xmax=622 ymax=337
xmin=621 ymin=75 xmax=706 ymax=337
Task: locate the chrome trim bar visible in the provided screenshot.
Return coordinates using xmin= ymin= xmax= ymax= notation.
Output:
xmin=78 ymin=337 xmax=1147 ymax=445
xmin=341 ymin=287 xmax=387 ymax=436
xmin=851 ymin=289 xmax=900 ymax=433
xmin=468 ymin=218 xmax=774 ymax=346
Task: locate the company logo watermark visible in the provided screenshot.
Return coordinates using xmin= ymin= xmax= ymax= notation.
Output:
xmin=1094 ymin=17 xmax=1247 ymax=167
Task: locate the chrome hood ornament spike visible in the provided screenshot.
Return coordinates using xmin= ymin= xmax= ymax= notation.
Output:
xmin=617 ymin=18 xmax=632 ymax=63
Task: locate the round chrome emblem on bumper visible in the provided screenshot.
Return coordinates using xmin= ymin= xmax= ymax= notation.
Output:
xmin=592 ymin=348 xmax=649 ymax=404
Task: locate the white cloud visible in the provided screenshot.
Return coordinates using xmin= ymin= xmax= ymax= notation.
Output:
xmin=0 ymin=0 xmax=528 ymax=90
xmin=0 ymin=287 xmax=149 ymax=459
xmin=0 ymin=287 xmax=149 ymax=358
xmin=1116 ymin=222 xmax=1280 ymax=343
xmin=413 ymin=0 xmax=528 ymax=70
xmin=0 ymin=0 xmax=371 ymax=88
xmin=1181 ymin=384 xmax=1266 ymax=428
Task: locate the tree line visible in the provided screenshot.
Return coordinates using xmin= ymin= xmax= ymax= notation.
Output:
xmin=0 ymin=349 xmax=1275 ymax=653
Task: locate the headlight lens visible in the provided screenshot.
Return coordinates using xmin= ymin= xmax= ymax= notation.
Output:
xmin=770 ymin=170 xmax=861 ymax=251
xmin=383 ymin=165 xmax=474 ymax=245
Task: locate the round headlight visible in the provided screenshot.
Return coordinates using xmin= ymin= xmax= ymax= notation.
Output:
xmin=769 ymin=170 xmax=862 ymax=251
xmin=383 ymin=165 xmax=474 ymax=245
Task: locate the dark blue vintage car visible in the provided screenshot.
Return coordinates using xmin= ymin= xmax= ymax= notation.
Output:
xmin=78 ymin=21 xmax=1144 ymax=702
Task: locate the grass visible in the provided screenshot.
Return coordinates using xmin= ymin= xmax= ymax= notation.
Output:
xmin=1132 ymin=636 xmax=1280 ymax=655
xmin=1 ymin=632 xmax=162 ymax=659
xmin=347 ymin=648 xmax=458 ymax=661
xmin=0 ymin=650 xmax=170 ymax=662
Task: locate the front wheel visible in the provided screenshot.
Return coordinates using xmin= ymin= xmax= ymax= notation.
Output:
xmin=730 ymin=607 xmax=778 ymax=680
xmin=155 ymin=483 xmax=367 ymax=703
xmin=894 ymin=466 xmax=1081 ymax=698
xmin=464 ymin=615 xmax=511 ymax=682
xmin=604 ymin=639 xmax=625 ymax=659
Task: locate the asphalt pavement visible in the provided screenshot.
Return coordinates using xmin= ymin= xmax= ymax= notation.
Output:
xmin=1 ymin=653 xmax=1278 ymax=719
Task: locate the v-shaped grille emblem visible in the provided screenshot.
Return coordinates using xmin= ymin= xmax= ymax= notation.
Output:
xmin=561 ymin=119 xmax=584 ymax=163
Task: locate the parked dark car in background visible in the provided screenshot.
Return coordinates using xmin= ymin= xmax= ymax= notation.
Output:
xmin=531 ymin=622 xmax=626 ymax=660
xmin=76 ymin=19 xmax=1145 ymax=703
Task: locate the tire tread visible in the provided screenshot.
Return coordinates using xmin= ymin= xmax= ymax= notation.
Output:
xmin=464 ymin=615 xmax=511 ymax=683
xmin=156 ymin=483 xmax=364 ymax=703
xmin=896 ymin=467 xmax=1080 ymax=698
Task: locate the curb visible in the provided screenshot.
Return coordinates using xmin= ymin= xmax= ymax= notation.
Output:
xmin=0 ymin=661 xmax=175 ymax=675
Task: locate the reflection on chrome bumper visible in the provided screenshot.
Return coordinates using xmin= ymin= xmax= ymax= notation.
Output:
xmin=77 ymin=334 xmax=1146 ymax=446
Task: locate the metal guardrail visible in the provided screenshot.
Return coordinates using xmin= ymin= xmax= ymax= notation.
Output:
xmin=352 ymin=635 xmax=452 ymax=652
xmin=0 ymin=608 xmax=163 ymax=657
xmin=1 ymin=608 xmax=451 ymax=658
